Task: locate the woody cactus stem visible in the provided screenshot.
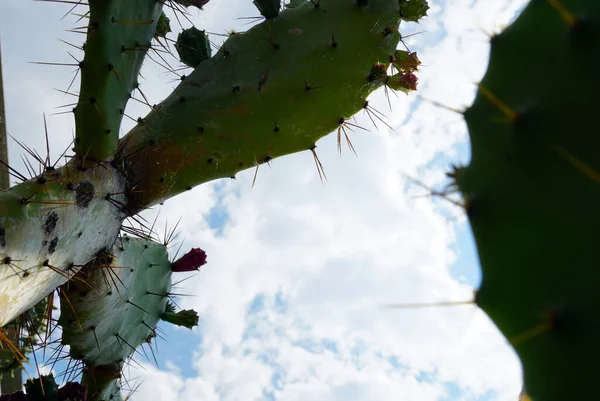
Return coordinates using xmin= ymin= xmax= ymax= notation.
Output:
xmin=73 ymin=0 xmax=163 ymax=162
xmin=457 ymin=0 xmax=599 ymax=399
xmin=118 ymin=0 xmax=423 ymax=213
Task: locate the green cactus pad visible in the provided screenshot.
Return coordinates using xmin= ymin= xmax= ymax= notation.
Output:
xmin=117 ymin=0 xmax=420 ymax=212
xmin=0 ymin=163 xmax=126 ymax=327
xmin=175 ymin=27 xmax=212 ymax=69
xmin=73 ymin=0 xmax=163 ymax=162
xmin=398 ymin=0 xmax=429 ymax=22
xmin=59 ymin=237 xmax=172 ymax=366
xmin=457 ymin=0 xmax=600 ymax=399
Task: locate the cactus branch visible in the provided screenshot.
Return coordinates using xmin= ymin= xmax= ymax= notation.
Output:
xmin=73 ymin=0 xmax=164 ymax=163
xmin=117 ymin=0 xmax=410 ymax=213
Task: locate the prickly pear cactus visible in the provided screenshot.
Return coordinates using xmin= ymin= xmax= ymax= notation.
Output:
xmin=0 ymin=0 xmax=428 ymax=399
xmin=456 ymin=0 xmax=599 ymax=399
xmin=174 ymin=27 xmax=212 ymax=68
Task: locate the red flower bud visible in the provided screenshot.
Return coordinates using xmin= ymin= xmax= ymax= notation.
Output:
xmin=171 ymin=248 xmax=207 ymax=272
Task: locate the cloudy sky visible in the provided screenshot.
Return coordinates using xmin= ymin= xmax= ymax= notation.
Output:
xmin=1 ymin=0 xmax=529 ymax=400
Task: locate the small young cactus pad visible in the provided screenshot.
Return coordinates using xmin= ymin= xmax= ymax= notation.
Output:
xmin=174 ymin=27 xmax=212 ymax=68
xmin=0 ymin=1 xmax=430 ymax=399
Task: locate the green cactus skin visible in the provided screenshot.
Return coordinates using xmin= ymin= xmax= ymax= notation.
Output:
xmin=73 ymin=0 xmax=163 ymax=162
xmin=456 ymin=0 xmax=599 ymax=399
xmin=59 ymin=236 xmax=172 ymax=366
xmin=117 ymin=0 xmax=416 ymax=213
xmin=0 ymin=163 xmax=126 ymax=327
xmin=174 ymin=27 xmax=212 ymax=69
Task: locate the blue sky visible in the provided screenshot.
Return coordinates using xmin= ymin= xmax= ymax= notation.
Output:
xmin=2 ymin=0 xmax=529 ymax=400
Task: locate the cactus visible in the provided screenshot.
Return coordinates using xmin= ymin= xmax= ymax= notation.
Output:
xmin=58 ymin=236 xmax=173 ymax=366
xmin=0 ymin=0 xmax=427 ymax=399
xmin=5 ymin=0 xmax=595 ymax=399
xmin=455 ymin=0 xmax=599 ymax=399
xmin=174 ymin=27 xmax=211 ymax=68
